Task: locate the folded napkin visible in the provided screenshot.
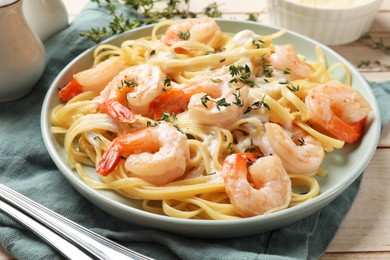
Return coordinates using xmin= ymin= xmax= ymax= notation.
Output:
xmin=0 ymin=3 xmax=389 ymax=260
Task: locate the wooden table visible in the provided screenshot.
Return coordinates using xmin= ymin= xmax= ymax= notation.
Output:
xmin=1 ymin=0 xmax=389 ymax=259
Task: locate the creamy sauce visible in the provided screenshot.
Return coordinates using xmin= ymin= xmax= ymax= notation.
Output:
xmin=295 ymin=0 xmax=376 ymax=8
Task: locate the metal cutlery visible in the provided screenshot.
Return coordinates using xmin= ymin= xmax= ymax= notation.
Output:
xmin=0 ymin=183 xmax=153 ymax=260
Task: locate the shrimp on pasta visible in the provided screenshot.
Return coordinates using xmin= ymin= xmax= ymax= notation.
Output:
xmin=188 ymin=82 xmax=250 ymax=128
xmin=258 ymin=122 xmax=325 ymax=176
xmin=222 ymin=153 xmax=291 ymax=217
xmin=270 ymin=44 xmax=313 ymax=80
xmin=148 ymin=76 xmax=226 ymax=119
xmin=58 ymin=56 xmax=127 ymax=102
xmin=305 ymin=80 xmax=371 ymax=143
xmin=97 ymin=122 xmax=190 ymax=186
xmin=99 ymin=63 xmax=166 ymax=123
xmin=160 ymin=17 xmax=221 ymax=48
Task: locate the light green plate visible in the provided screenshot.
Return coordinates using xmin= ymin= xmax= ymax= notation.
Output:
xmin=41 ymin=20 xmax=381 ymax=238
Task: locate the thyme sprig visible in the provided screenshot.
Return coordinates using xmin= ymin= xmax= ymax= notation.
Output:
xmin=356 ymin=33 xmax=390 ymax=71
xmin=228 ymin=64 xmax=256 ymax=87
xmin=118 ymin=78 xmax=138 ymax=89
xmin=244 ymin=95 xmax=270 ymax=114
xmin=357 ymin=59 xmax=390 ymax=71
xmin=258 ymin=54 xmax=273 ymax=77
xmin=361 ymin=33 xmax=390 ymax=55
xmin=82 ymin=0 xmax=224 ymax=43
xmin=204 ymin=2 xmax=222 ymax=18
xmin=200 ymin=94 xmax=230 ymax=111
xmin=177 ymin=31 xmax=190 ymax=40
xmin=247 ymin=13 xmax=259 ymax=22
xmin=146 ymin=111 xmax=177 ymax=127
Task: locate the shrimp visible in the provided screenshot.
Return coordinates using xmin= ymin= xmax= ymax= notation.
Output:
xmin=160 ymin=18 xmax=221 ymax=47
xmin=258 ymin=122 xmax=325 ymax=176
xmin=96 ymin=123 xmax=190 ymax=186
xmin=305 ymin=81 xmax=371 ymax=144
xmin=188 ymin=83 xmax=250 ymax=127
xmin=222 ymin=153 xmax=291 ymax=217
xmin=58 ymin=56 xmax=127 ymax=102
xmin=99 ymin=63 xmax=166 ymax=123
xmin=148 ymin=76 xmax=226 ymax=119
xmin=269 ymin=44 xmax=312 ymax=80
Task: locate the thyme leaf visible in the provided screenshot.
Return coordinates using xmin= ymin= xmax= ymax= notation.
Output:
xmin=244 ymin=95 xmax=270 ymax=113
xmin=228 ymin=64 xmax=255 ymax=87
xmin=247 ymin=13 xmax=259 ymax=22
xmin=177 ymin=31 xmax=190 ymax=40
xmin=204 ymin=2 xmax=222 ymax=18
xmin=82 ymin=0 xmax=197 ymax=43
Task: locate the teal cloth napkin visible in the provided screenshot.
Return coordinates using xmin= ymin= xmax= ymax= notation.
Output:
xmin=0 ymin=3 xmax=389 ymax=260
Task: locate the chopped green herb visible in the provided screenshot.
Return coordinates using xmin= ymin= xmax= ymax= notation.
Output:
xmin=246 ymin=158 xmax=254 ymax=166
xmin=228 ymin=64 xmax=255 ymax=87
xmin=164 ymin=77 xmax=171 ymax=87
xmin=119 ymin=78 xmax=138 ymax=89
xmin=232 ymin=89 xmax=244 ymax=108
xmin=244 ymin=95 xmax=270 ymax=113
xmin=204 ymin=2 xmax=222 ymax=18
xmin=286 ymin=83 xmax=300 ymax=92
xmin=205 ymin=50 xmax=216 ymax=55
xmin=173 ymin=124 xmax=183 ymax=133
xmin=263 ymin=67 xmax=273 ymax=77
xmin=252 ymin=39 xmax=264 ymax=49
xmin=247 ymin=13 xmax=259 ymax=22
xmin=215 ymin=98 xmax=230 ymax=111
xmin=228 ymin=143 xmax=235 ymax=154
xmin=244 ymin=139 xmax=256 ymax=152
xmin=177 ymin=31 xmax=190 ymax=40
xmin=258 ymin=54 xmax=273 ymax=77
xmin=146 ymin=121 xmax=158 ymax=127
xmin=200 ymin=94 xmax=211 ymax=108
xmin=159 ymin=112 xmax=177 ymax=122
xmin=186 ymin=133 xmax=195 ymax=139
xmin=211 ymin=78 xmax=223 ymax=82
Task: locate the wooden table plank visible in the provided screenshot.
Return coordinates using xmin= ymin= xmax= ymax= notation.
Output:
xmin=322 ymin=252 xmax=390 ymax=259
xmin=325 ymin=148 xmax=390 ymax=252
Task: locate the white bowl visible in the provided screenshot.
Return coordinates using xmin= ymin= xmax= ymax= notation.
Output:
xmin=41 ymin=20 xmax=381 ymax=238
xmin=267 ymin=0 xmax=383 ymax=45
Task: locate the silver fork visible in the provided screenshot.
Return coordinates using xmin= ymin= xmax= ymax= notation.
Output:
xmin=0 ymin=183 xmax=153 ymax=260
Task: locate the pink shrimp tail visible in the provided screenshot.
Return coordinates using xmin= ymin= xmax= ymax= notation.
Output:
xmin=328 ymin=116 xmax=367 ymax=144
xmin=148 ymin=89 xmax=191 ymax=120
xmin=96 ymin=144 xmax=122 ymax=176
xmin=99 ymin=100 xmax=136 ymax=123
xmin=223 ymin=153 xmax=261 ymax=180
xmin=58 ymin=79 xmax=83 ymax=102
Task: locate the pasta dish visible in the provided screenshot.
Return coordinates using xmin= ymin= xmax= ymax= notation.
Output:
xmin=51 ymin=18 xmax=371 ymax=219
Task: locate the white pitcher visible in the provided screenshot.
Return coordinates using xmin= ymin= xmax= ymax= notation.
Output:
xmin=0 ymin=0 xmax=46 ymax=102
xmin=23 ymin=0 xmax=68 ymax=42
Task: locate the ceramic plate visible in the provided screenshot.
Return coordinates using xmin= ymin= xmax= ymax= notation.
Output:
xmin=41 ymin=20 xmax=381 ymax=238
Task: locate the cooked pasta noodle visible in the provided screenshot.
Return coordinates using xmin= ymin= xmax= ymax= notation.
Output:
xmin=52 ymin=18 xmax=371 ymax=219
